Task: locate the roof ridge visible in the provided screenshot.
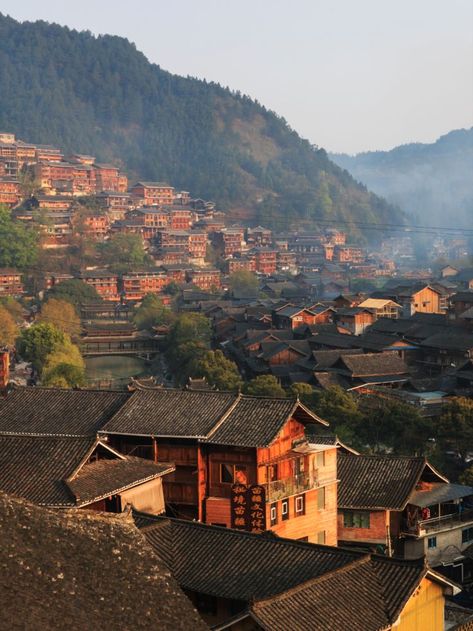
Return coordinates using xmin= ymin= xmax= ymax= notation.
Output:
xmin=252 ymin=556 xmax=372 ymax=606
xmin=139 ymin=513 xmax=366 ymax=556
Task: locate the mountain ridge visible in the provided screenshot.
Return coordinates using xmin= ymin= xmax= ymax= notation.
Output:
xmin=0 ymin=13 xmax=402 ymax=234
xmin=330 ymin=128 xmax=473 ymax=228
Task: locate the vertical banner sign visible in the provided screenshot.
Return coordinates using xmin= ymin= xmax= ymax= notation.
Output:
xmin=249 ymin=484 xmax=266 ymax=533
xmin=231 ymin=484 xmax=248 ymax=530
xmin=231 ymin=484 xmax=266 ymax=532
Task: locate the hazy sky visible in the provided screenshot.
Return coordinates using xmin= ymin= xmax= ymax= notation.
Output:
xmin=2 ymin=0 xmax=472 ymax=153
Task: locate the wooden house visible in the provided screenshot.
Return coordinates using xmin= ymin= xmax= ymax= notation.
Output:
xmin=79 ymin=269 xmax=120 ymax=301
xmin=333 ymin=307 xmax=376 ymax=335
xmin=0 ymin=388 xmax=172 ymax=515
xmin=0 ymin=176 xmax=20 ymax=206
xmin=100 ymin=389 xmax=339 ymax=544
xmin=338 ymin=453 xmax=473 ymax=584
xmin=273 ymin=305 xmax=334 ymax=330
xmin=0 ymin=268 xmax=23 ymax=297
xmin=136 ymin=513 xmax=458 ymax=631
xmin=329 ymin=352 xmax=410 ymax=391
xmin=130 ymin=181 xmax=175 ymax=206
xmin=358 ymin=298 xmax=402 ymax=319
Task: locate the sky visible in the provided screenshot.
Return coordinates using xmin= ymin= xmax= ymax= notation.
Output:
xmin=1 ymin=0 xmax=472 ymax=153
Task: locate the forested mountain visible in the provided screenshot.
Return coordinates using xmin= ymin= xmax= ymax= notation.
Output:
xmin=0 ymin=13 xmax=402 ymax=233
xmin=331 ymin=128 xmax=473 ymax=228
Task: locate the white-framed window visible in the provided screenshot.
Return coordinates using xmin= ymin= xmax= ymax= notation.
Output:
xmin=270 ymin=503 xmax=278 ymax=526
xmin=295 ymin=495 xmax=305 ymax=515
xmin=282 ymin=499 xmax=289 ymax=520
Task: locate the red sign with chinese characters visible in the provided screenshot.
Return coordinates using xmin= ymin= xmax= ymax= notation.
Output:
xmin=231 ymin=484 xmax=266 ymax=533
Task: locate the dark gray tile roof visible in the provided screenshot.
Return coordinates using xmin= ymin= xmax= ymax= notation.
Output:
xmin=0 ymin=435 xmax=95 ymax=505
xmin=250 ymin=556 xmax=428 ymax=631
xmin=204 ymin=396 xmax=327 ymax=447
xmin=101 ymin=389 xmax=237 ymax=438
xmin=0 ymin=493 xmax=207 ymax=631
xmin=135 ymin=515 xmax=363 ymax=601
xmin=337 ymin=453 xmax=446 ymax=510
xmin=67 ymin=457 xmax=174 ymax=507
xmin=336 ymin=352 xmax=408 ymax=378
xmin=0 ymin=388 xmax=130 ymax=437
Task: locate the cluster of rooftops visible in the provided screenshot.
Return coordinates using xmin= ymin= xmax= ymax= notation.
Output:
xmin=1 ymin=385 xmax=472 ymax=629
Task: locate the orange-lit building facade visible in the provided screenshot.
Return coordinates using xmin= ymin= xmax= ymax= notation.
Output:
xmin=130 ymin=182 xmax=175 ymax=206
xmin=0 ymin=269 xmax=24 ymax=297
xmin=0 ymin=178 xmax=20 ymax=207
xmin=121 ymin=271 xmax=169 ymax=301
xmin=79 ymin=270 xmax=120 ymax=301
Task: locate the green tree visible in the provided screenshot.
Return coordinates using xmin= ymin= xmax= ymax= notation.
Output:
xmin=289 ymin=382 xmax=314 ymax=405
xmin=167 ymin=313 xmax=211 ymax=349
xmin=0 ymin=297 xmax=23 ymax=322
xmin=42 ymin=358 xmax=85 ymax=388
xmin=189 ymin=350 xmax=242 ymax=392
xmin=244 ymin=375 xmax=286 ymax=398
xmin=133 ymin=294 xmax=174 ymax=330
xmin=17 ymin=322 xmax=66 ymax=372
xmin=165 ymin=313 xmax=212 ymax=382
xmin=437 ymin=398 xmax=473 ymax=463
xmin=358 ymin=396 xmax=433 ymax=455
xmin=0 ymin=205 xmax=39 ymax=269
xmin=99 ymin=233 xmax=152 ymax=271
xmin=46 ymin=279 xmax=101 ymax=309
xmin=228 ymin=270 xmax=259 ymax=298
xmin=0 ymin=306 xmax=18 ymax=347
xmin=39 ymin=298 xmax=81 ymax=338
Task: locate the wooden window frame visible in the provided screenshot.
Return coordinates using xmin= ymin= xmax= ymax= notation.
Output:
xmin=295 ymin=494 xmax=305 ymax=516
xmin=282 ymin=499 xmax=289 ymax=520
xmin=270 ymin=503 xmax=278 ymax=526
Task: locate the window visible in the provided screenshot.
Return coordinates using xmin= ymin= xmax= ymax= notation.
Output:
xmin=317 ymin=487 xmax=326 ymax=510
xmin=295 ymin=495 xmax=305 ymax=516
xmin=462 ymin=527 xmax=473 ymax=544
xmin=282 ymin=499 xmax=289 ymax=520
xmin=317 ymin=451 xmax=325 ymax=467
xmin=267 ymin=464 xmax=278 ymax=482
xmin=270 ymin=503 xmax=278 ymax=526
xmin=428 ymin=537 xmax=437 ymax=549
xmin=317 ymin=530 xmax=326 ymax=545
xmin=343 ymin=511 xmax=370 ymax=528
xmin=219 ymin=464 xmax=248 ymax=485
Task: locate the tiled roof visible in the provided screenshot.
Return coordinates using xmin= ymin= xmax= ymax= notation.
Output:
xmin=250 ymin=556 xmax=429 ymax=631
xmin=101 ymin=388 xmax=237 ymax=438
xmin=67 ymin=457 xmax=174 ymax=507
xmin=337 ymin=453 xmax=446 ymax=510
xmin=135 ymin=515 xmax=364 ymax=601
xmin=0 ymin=388 xmax=129 ymax=437
xmin=313 ymin=349 xmax=363 ymax=369
xmin=0 ymin=435 xmax=95 ymax=505
xmin=421 ymin=331 xmax=473 ymax=351
xmin=205 ymin=396 xmax=327 ymax=447
xmin=336 ymin=352 xmax=408 ymax=378
xmin=0 ymin=493 xmax=207 ymax=631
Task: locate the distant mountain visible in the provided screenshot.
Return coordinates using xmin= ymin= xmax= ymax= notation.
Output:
xmin=0 ymin=13 xmax=402 ymax=235
xmin=331 ymin=128 xmax=473 ymax=228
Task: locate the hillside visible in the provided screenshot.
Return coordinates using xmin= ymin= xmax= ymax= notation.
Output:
xmin=331 ymin=128 xmax=473 ymax=228
xmin=0 ymin=13 xmax=401 ymax=234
